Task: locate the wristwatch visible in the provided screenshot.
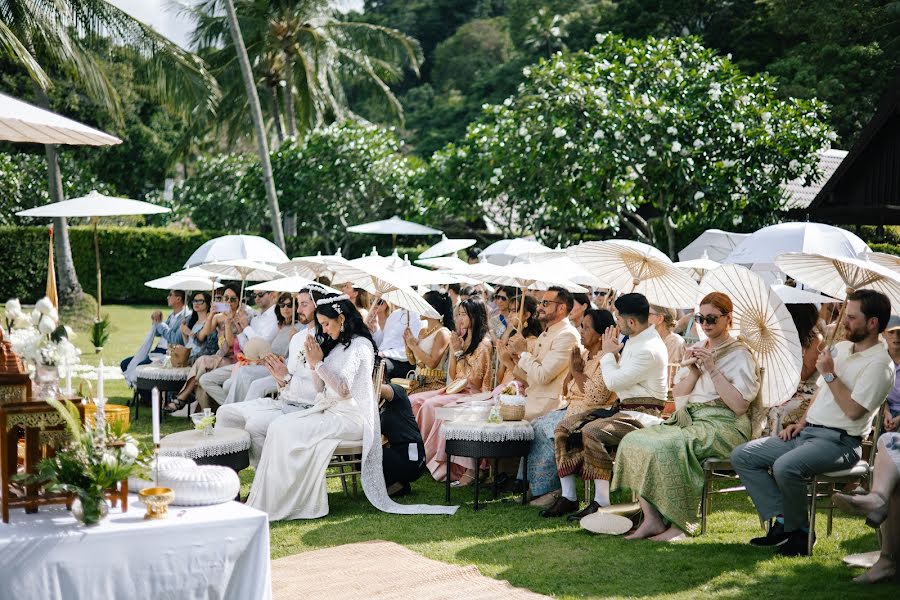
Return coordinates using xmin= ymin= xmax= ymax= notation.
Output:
xmin=823 ymin=372 xmax=836 ymax=384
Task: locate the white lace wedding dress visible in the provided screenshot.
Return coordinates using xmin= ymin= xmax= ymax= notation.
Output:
xmin=247 ymin=335 xmax=458 ymax=520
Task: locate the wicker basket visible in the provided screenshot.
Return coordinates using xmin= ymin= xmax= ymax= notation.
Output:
xmin=499 ymin=403 xmax=525 ymax=421
xmin=84 ymin=404 xmax=130 ymax=429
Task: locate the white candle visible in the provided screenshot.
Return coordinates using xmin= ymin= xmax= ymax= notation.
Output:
xmin=96 ymin=359 xmax=104 ymax=402
xmin=151 ymin=387 xmax=161 ymax=445
xmin=63 ymin=356 xmax=72 ymax=396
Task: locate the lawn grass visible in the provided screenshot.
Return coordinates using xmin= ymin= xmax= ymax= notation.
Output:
xmin=59 ymin=305 xmax=898 ymax=598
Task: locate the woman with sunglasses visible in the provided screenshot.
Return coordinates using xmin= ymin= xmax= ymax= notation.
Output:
xmin=222 ymin=292 xmax=303 ymax=406
xmin=180 ymin=291 xmax=218 ymax=363
xmin=488 ymin=287 xmax=516 ymax=338
xmin=612 ymin=292 xmax=760 ymax=541
xmin=165 ymin=283 xmax=243 ymax=413
xmin=409 ymin=297 xmax=493 ymax=484
xmin=248 ymin=293 xmax=456 ymax=520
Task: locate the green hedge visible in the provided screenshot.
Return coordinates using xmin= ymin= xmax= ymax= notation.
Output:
xmin=0 ymin=226 xmax=220 ymax=304
xmin=870 ymin=243 xmax=900 ymax=256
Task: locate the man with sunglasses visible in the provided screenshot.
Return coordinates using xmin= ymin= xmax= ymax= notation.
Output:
xmin=732 ymin=289 xmax=895 ymax=556
xmin=199 ymin=289 xmax=280 ymax=407
xmin=499 ymin=286 xmax=580 ymax=421
xmin=120 ymin=290 xmax=188 ymax=378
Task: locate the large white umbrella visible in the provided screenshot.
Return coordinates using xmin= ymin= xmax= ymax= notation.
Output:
xmin=420 ymin=235 xmax=477 ymax=259
xmin=698 ymin=265 xmax=802 ymax=413
xmin=678 ymin=229 xmax=749 ymax=262
xmin=350 ymin=248 xmax=407 ymax=270
xmin=0 ymin=92 xmax=122 ymax=146
xmin=567 ymin=240 xmax=698 ymax=309
xmin=513 ymin=256 xmax=609 ymax=289
xmin=347 ymin=215 xmax=442 ymax=248
xmin=415 ymin=256 xmax=472 ymax=271
xmin=323 ymin=258 xmax=440 ymax=320
xmin=480 ymin=238 xmax=553 ymax=266
xmin=184 ymin=234 xmax=289 ymax=268
xmin=725 ymin=222 xmax=870 ymax=272
xmin=144 ymin=275 xmax=222 ymax=291
xmin=18 ymin=191 xmax=171 ymax=319
xmin=775 ymin=252 xmax=900 ymax=346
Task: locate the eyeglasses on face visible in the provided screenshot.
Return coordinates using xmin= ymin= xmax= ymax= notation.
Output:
xmin=696 ymin=313 xmax=727 ymax=326
xmin=223 ymin=295 xmax=239 ymax=302
xmin=192 ymin=298 xmax=207 ymax=304
xmin=495 ymin=295 xmax=508 ymax=301
xmin=254 ymin=292 xmax=268 ymax=298
xmin=278 ymin=302 xmax=293 ymax=308
xmin=592 ymin=290 xmax=607 ymax=296
xmin=539 ymin=299 xmax=562 ymax=308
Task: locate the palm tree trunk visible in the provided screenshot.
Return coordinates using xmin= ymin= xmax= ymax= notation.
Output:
xmin=223 ymin=0 xmax=287 ymax=251
xmin=283 ymin=56 xmax=297 ymax=137
xmin=34 ymin=86 xmax=83 ymax=305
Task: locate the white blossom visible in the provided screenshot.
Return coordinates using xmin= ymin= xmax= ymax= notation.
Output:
xmin=595 ymin=33 xmax=608 ymax=44
xmin=731 ymin=122 xmax=745 ymax=133
xmin=666 ymin=126 xmax=678 ymax=135
xmin=552 ymin=127 xmax=567 ymax=138
xmin=671 ymin=141 xmax=682 ymax=153
xmin=694 ymin=191 xmax=705 ymax=200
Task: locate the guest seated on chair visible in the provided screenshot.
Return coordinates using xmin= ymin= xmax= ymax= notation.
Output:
xmin=409 ymin=297 xmax=493 ymax=484
xmin=121 ymin=289 xmax=187 ymax=375
xmin=526 ymin=309 xmax=616 ymax=510
xmin=497 ymin=286 xmax=581 ymax=422
xmin=180 ymin=291 xmax=218 ymax=364
xmin=215 ymin=287 xmax=322 ymax=465
xmin=366 ymin=299 xmax=423 ymax=380
xmin=247 ymin=293 xmax=456 ymax=519
xmin=731 ymin=289 xmax=893 ymax=556
xmin=403 ymin=291 xmax=454 ymax=393
xmin=495 ymin=295 xmax=542 ymax=387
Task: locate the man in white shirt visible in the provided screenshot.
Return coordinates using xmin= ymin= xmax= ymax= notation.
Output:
xmin=540 ymin=292 xmax=668 ymax=519
xmin=369 ymin=302 xmax=423 ymax=379
xmin=199 ymin=290 xmax=280 ymax=407
xmin=732 ymin=289 xmax=895 ymax=556
xmin=215 ymin=288 xmax=321 ymax=465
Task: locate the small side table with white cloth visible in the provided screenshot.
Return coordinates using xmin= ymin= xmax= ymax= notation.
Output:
xmin=0 ymin=496 xmax=272 ymax=600
xmin=161 ymin=427 xmax=251 ymax=474
xmin=443 ymin=420 xmax=534 ymax=510
xmin=132 ymin=364 xmax=191 ymax=419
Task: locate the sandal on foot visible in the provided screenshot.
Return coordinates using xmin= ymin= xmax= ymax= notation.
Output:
xmin=163 ymin=397 xmax=189 ymax=413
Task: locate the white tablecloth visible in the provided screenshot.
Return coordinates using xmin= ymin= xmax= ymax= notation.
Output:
xmin=161 ymin=427 xmax=251 ymax=461
xmin=0 ymin=495 xmax=271 ymax=600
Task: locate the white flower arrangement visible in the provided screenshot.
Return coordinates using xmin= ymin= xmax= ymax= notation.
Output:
xmin=4 ymin=296 xmax=81 ymax=368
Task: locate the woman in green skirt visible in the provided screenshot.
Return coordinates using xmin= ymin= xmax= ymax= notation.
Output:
xmin=612 ymin=292 xmax=760 ymax=541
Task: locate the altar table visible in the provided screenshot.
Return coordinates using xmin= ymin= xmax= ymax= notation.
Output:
xmin=0 ymin=495 xmax=271 ymax=600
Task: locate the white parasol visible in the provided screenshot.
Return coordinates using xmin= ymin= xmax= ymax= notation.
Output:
xmin=18 ymin=190 xmax=171 ymax=319
xmin=247 ymin=277 xmax=340 ymax=294
xmin=678 ymin=229 xmax=749 ymax=262
xmin=278 ymin=249 xmax=347 ymax=280
xmin=323 ymin=258 xmax=441 ymax=320
xmin=697 ymin=265 xmax=802 ymax=409
xmin=0 ymin=92 xmax=123 ymax=146
xmin=200 ymin=259 xmax=283 ymax=308
xmin=858 ymin=251 xmax=900 ymax=274
xmin=675 ymin=250 xmax=721 ymax=278
xmin=775 ymin=252 xmax=900 ymax=346
xmin=415 ymin=256 xmax=471 ymax=271
xmin=479 ymin=238 xmax=553 ymax=266
xmin=347 ymin=215 xmax=442 ymax=248
xmin=144 ymin=275 xmax=222 ymax=291
xmin=420 ymin=235 xmax=477 ymax=259
xmin=771 ymin=284 xmax=837 ymax=305
xmin=725 ymin=222 xmax=869 ymax=271
xmin=567 ymin=240 xmax=698 ymax=309
xmin=184 ymin=234 xmax=289 ymax=268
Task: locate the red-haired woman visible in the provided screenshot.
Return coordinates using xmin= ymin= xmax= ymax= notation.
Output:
xmin=612 ymin=292 xmax=761 ymax=541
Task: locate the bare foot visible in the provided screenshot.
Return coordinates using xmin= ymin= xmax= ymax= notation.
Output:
xmin=853 ymin=557 xmax=896 ymax=584
xmin=625 ymin=519 xmax=666 ymax=540
xmin=649 ymin=525 xmax=688 ymax=542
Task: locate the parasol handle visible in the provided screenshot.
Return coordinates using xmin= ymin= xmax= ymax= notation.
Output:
xmin=818 ymin=290 xmax=852 ymax=352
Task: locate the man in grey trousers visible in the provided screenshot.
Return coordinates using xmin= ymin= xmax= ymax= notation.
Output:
xmin=731 ymin=289 xmax=895 ymax=556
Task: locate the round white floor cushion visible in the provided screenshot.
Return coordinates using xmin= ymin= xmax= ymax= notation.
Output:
xmin=129 ymin=456 xmax=197 ymax=493
xmin=163 ymin=465 xmax=241 ymax=506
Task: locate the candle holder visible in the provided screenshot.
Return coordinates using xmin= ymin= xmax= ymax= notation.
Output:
xmin=139 ymin=444 xmax=174 ymax=519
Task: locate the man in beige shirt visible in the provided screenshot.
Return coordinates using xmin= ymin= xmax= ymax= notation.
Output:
xmin=498 ymin=286 xmax=580 ymax=421
xmin=732 ymin=289 xmax=895 ymax=557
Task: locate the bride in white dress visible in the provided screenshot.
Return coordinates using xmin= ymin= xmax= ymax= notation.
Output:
xmin=247 ymin=293 xmax=458 ymax=520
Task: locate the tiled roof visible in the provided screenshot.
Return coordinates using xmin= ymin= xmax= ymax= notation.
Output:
xmin=782 ymin=149 xmax=848 ymax=209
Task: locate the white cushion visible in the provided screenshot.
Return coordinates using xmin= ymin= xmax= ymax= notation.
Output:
xmin=164 ymin=465 xmax=241 ymax=506
xmin=334 ymin=441 xmax=363 ymax=455
xmin=129 ymin=456 xmax=197 ymax=493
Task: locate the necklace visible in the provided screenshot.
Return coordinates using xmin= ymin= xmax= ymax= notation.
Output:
xmin=419 ymin=323 xmax=442 ymax=340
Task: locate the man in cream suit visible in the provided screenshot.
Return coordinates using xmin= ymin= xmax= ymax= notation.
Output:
xmin=499 ymin=286 xmax=581 ymax=421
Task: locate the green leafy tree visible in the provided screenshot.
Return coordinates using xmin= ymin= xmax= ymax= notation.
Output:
xmin=272 ymin=122 xmax=425 ymax=255
xmin=0 ymin=0 xmax=218 ymax=304
xmin=432 ymin=18 xmax=514 ymax=94
xmin=426 ymin=35 xmax=834 ymax=256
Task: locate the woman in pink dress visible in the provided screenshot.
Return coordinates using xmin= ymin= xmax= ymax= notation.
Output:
xmin=410 ymin=297 xmax=493 ymax=483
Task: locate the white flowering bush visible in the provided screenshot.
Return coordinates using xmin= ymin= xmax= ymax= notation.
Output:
xmin=426 ymin=34 xmax=834 ymax=255
xmin=273 ymin=122 xmax=426 ymax=254
xmin=4 ymin=297 xmax=80 ymax=367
